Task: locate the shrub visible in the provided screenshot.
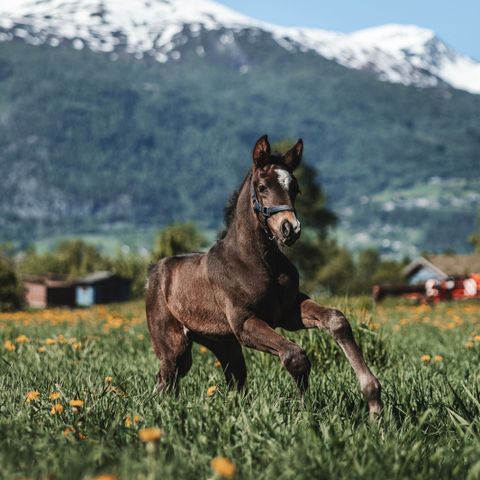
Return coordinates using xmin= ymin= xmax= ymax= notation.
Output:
xmin=0 ymin=256 xmax=23 ymax=311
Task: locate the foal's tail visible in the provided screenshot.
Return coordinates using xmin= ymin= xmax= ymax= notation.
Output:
xmin=145 ymin=260 xmax=163 ymax=294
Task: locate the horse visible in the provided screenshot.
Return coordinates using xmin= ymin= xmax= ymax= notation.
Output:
xmin=146 ymin=135 xmax=382 ymax=416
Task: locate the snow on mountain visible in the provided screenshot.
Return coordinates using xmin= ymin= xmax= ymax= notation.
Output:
xmin=1 ymin=0 xmax=479 ymax=94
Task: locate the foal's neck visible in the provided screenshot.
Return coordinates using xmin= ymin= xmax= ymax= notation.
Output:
xmin=224 ymin=171 xmax=279 ymax=264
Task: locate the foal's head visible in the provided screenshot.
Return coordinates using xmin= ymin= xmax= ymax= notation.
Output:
xmin=251 ymin=135 xmax=303 ymax=247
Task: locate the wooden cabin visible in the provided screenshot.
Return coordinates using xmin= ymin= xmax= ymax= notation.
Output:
xmin=23 ymin=275 xmax=76 ymax=309
xmin=75 ymin=271 xmax=131 ymax=307
xmin=23 ymin=271 xmax=131 ymax=308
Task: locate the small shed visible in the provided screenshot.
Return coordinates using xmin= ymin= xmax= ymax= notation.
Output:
xmin=75 ymin=271 xmax=131 ymax=307
xmin=23 ymin=271 xmax=131 ymax=308
xmin=403 ymin=255 xmax=480 ymax=285
xmin=23 ymin=275 xmax=76 ymax=309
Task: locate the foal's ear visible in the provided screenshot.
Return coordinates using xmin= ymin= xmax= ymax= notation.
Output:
xmin=283 ymin=139 xmax=303 ymax=171
xmin=252 ymin=134 xmax=271 ymax=168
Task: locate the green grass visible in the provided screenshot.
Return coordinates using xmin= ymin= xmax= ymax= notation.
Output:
xmin=1 ymin=299 xmax=480 ymax=479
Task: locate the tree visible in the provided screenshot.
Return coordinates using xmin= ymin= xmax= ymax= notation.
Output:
xmin=0 ymin=256 xmax=23 ymax=311
xmin=315 ymin=243 xmax=356 ymax=294
xmin=470 ymin=210 xmax=480 ymax=253
xmin=151 ymin=223 xmax=207 ymax=262
xmin=19 ymin=240 xmax=108 ymax=278
xmin=109 ymin=251 xmax=148 ymax=299
xmin=272 ymin=140 xmax=337 ymax=293
xmin=349 ymin=248 xmax=405 ymax=293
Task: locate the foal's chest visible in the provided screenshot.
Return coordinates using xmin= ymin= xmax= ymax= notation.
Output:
xmin=256 ymin=265 xmax=299 ymax=324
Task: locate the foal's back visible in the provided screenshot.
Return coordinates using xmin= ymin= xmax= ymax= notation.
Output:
xmin=147 ymin=251 xmax=232 ymax=338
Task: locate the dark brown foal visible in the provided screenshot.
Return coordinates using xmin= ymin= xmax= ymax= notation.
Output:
xmin=146 ymin=135 xmax=382 ymax=416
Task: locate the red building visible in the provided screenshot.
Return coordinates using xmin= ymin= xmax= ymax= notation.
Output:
xmin=23 ymin=275 xmax=76 ymax=309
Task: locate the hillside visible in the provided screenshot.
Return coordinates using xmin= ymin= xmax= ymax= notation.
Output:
xmin=0 ymin=1 xmax=479 ymax=255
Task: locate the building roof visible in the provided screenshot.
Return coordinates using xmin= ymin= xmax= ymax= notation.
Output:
xmin=403 ymin=254 xmax=480 ymax=278
xmin=22 ymin=274 xmax=73 ymax=287
xmin=23 ymin=271 xmax=119 ymax=287
xmin=76 ymin=271 xmax=117 ymax=284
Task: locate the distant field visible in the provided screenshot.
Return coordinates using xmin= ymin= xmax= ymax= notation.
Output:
xmin=1 ymin=299 xmax=479 ymax=479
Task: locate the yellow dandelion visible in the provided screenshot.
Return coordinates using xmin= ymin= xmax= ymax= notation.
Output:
xmin=49 ymin=391 xmax=61 ymax=400
xmin=15 ymin=335 xmax=29 ymax=344
xmin=465 ymin=341 xmax=474 ymax=349
xmin=45 ymin=338 xmax=56 ymax=345
xmin=50 ymin=403 xmax=64 ymax=415
xmin=92 ymin=475 xmax=118 ymax=480
xmin=124 ymin=416 xmax=132 ymax=428
xmin=199 ymin=345 xmax=208 ymax=353
xmin=138 ymin=427 xmax=163 ymax=443
xmin=4 ymin=340 xmax=16 ymax=352
xmin=37 ymin=346 xmax=46 ymax=353
xmin=433 ymin=355 xmax=443 ymax=363
xmin=72 ymin=342 xmax=82 ymax=350
xmin=207 ymin=385 xmax=218 ymax=396
xmin=69 ymin=399 xmax=84 ymax=408
xmin=420 ymin=355 xmax=431 ymax=362
xmin=63 ymin=427 xmax=75 ymax=437
xmin=104 ymin=376 xmax=113 ymax=383
xmin=25 ymin=390 xmax=40 ymax=402
xmin=211 ymin=456 xmax=236 ymax=478
xmin=133 ymin=415 xmax=140 ymax=424
xmin=474 ymin=335 xmax=480 ymax=342
xmin=214 ymin=360 xmax=222 ymax=368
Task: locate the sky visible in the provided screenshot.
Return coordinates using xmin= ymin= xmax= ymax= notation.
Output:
xmin=220 ymin=0 xmax=480 ymax=60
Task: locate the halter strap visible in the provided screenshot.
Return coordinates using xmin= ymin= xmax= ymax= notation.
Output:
xmin=250 ymin=182 xmax=295 ymax=240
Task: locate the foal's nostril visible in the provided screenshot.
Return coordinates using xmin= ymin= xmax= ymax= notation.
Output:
xmin=281 ymin=220 xmax=292 ymax=239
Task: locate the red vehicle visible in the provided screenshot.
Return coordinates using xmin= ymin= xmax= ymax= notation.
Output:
xmin=374 ymin=255 xmax=480 ymax=303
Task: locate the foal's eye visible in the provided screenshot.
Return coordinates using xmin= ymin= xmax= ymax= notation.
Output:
xmin=257 ymin=184 xmax=267 ymax=193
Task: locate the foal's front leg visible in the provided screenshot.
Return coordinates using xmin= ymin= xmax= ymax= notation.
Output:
xmin=230 ymin=315 xmax=311 ymax=393
xmin=288 ymin=297 xmax=382 ymax=416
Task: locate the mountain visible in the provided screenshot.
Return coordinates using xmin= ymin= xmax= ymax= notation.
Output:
xmin=1 ymin=0 xmax=479 ymax=94
xmin=0 ymin=0 xmax=479 ymax=256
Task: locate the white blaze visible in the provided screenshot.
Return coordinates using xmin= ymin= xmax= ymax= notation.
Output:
xmin=275 ymin=168 xmax=292 ymax=191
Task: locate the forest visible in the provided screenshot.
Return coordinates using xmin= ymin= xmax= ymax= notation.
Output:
xmin=0 ymin=39 xmax=479 ymax=254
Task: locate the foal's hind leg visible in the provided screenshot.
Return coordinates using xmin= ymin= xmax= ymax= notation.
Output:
xmin=147 ymin=302 xmax=192 ymax=393
xmin=155 ymin=332 xmax=193 ymax=393
xmin=285 ymin=296 xmax=382 ymax=416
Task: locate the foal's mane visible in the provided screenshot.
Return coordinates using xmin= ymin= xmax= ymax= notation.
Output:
xmin=217 ymin=171 xmax=251 ymax=240
xmin=218 ymin=153 xmax=284 ymax=240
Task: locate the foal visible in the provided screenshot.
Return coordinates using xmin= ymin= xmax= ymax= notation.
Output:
xmin=146 ymin=135 xmax=382 ymax=415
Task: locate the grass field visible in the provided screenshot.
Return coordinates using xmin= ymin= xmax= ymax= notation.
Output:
xmin=1 ymin=299 xmax=480 ymax=479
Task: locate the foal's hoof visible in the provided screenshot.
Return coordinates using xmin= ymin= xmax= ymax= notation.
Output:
xmin=368 ymin=401 xmax=383 ymax=420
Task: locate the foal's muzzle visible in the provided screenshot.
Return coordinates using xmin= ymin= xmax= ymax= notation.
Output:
xmin=281 ymin=219 xmax=301 ymax=246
